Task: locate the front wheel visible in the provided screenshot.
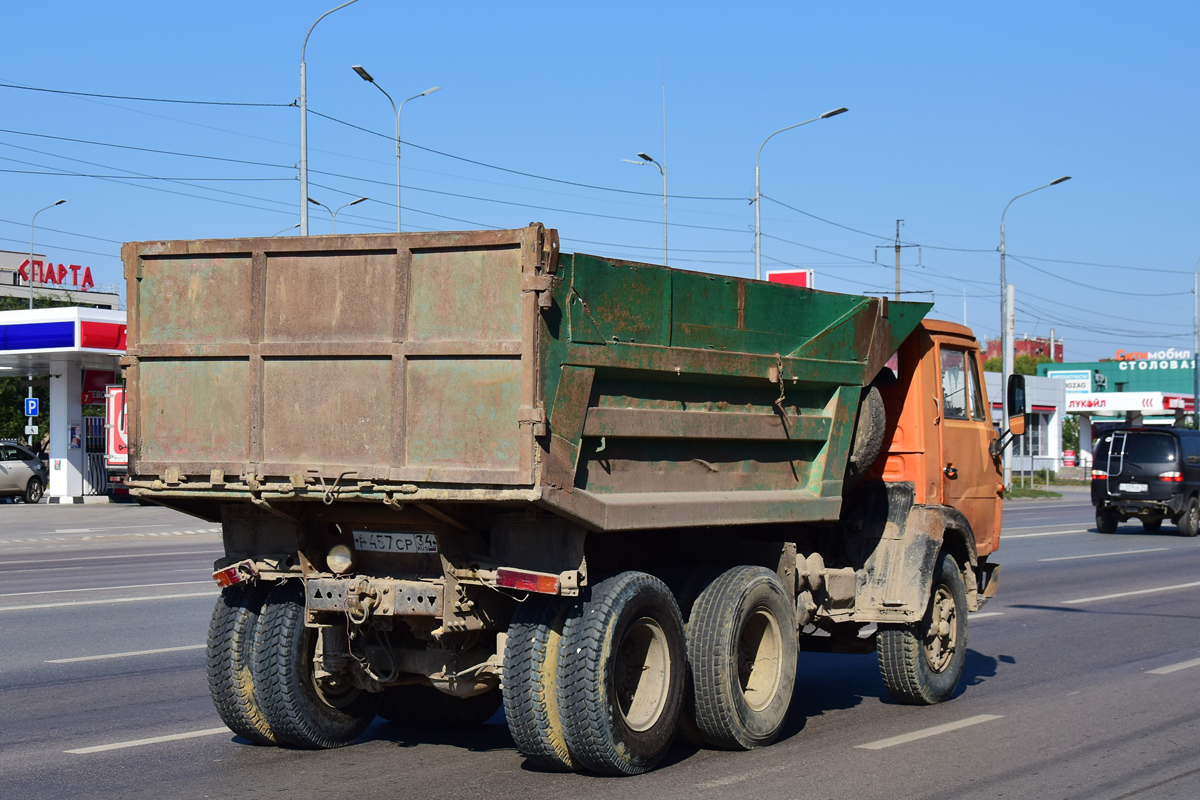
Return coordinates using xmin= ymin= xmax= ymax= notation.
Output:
xmin=559 ymin=572 xmax=686 ymax=776
xmin=24 ymin=477 xmax=42 ymax=504
xmin=1096 ymin=507 xmax=1118 ymax=534
xmin=252 ymin=580 xmax=377 ymax=748
xmin=878 ymin=552 xmax=968 ymax=705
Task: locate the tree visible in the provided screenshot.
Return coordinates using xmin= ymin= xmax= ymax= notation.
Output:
xmin=1062 ymin=415 xmax=1079 ymax=453
xmin=983 ymin=354 xmax=1052 ymax=375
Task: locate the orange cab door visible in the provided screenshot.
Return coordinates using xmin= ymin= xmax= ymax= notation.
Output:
xmin=936 ymin=342 xmax=1002 ymax=555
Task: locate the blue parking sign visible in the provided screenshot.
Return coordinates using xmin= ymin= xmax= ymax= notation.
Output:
xmin=24 ymin=397 xmax=38 ymax=417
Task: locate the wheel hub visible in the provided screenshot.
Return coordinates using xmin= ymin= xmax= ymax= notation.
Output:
xmin=923 ymin=586 xmax=957 ymax=673
xmin=615 ymin=616 xmax=670 ymax=732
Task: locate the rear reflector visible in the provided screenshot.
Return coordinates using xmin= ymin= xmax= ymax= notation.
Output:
xmin=1091 ymin=470 xmax=1107 ymax=480
xmin=212 ymin=559 xmax=259 ymax=588
xmin=1159 ymin=471 xmax=1183 ymax=482
xmin=496 ymin=568 xmax=560 ymax=595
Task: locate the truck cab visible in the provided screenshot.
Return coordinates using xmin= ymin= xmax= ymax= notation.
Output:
xmin=877 ymin=319 xmax=1003 ymax=562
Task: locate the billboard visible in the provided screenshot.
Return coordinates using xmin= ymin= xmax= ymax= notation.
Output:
xmin=1046 ymin=369 xmax=1092 ymax=394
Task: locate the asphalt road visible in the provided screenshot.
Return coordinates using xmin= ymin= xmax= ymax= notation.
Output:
xmin=2 ymin=489 xmax=1199 ymax=800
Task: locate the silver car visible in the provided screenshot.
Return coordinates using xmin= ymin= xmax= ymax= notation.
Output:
xmin=0 ymin=442 xmax=47 ymax=503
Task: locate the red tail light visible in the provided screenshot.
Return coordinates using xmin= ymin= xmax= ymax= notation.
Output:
xmin=1091 ymin=469 xmax=1107 ymax=480
xmin=496 ymin=568 xmax=560 ymax=595
xmin=1159 ymin=471 xmax=1183 ymax=482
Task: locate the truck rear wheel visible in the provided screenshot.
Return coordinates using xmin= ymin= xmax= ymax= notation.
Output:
xmin=252 ymin=580 xmax=377 ymax=749
xmin=687 ymin=566 xmax=796 ymax=750
xmin=878 ymin=552 xmax=968 ymax=705
xmin=502 ymin=598 xmax=579 ymax=771
xmin=1096 ymin=507 xmax=1118 ymax=534
xmin=559 ymin=572 xmax=686 ymax=775
xmin=378 ymin=685 xmax=501 ymax=727
xmin=207 ymin=583 xmax=277 ymax=744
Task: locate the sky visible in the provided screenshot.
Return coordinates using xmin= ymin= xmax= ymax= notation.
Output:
xmin=2 ymin=1 xmax=1197 ymax=362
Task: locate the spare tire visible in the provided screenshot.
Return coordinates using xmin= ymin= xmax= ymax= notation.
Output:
xmin=846 ymin=385 xmax=886 ymax=486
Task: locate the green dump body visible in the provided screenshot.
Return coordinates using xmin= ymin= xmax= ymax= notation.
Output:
xmin=122 ymin=225 xmax=930 ymax=531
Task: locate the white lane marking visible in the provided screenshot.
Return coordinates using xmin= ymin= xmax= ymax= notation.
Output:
xmin=0 ymin=592 xmax=216 ymax=612
xmin=53 ymin=524 xmax=188 ymax=534
xmin=65 ymin=727 xmax=230 ymax=754
xmin=47 ymin=644 xmax=206 ymax=663
xmin=0 ymin=529 xmax=220 ymax=545
xmin=1147 ymin=657 xmax=1200 ymax=675
xmin=856 ymin=714 xmax=1003 ymax=750
xmin=0 ymin=550 xmax=221 ymax=567
xmin=970 ymin=612 xmax=1004 ymax=619
xmin=1040 ymin=548 xmax=1170 ymax=563
xmin=0 ymin=580 xmax=210 ymax=598
xmin=1005 ymin=522 xmax=1094 ymax=531
xmin=695 ymin=764 xmax=791 ymax=788
xmin=1064 ymin=580 xmax=1200 ymax=605
xmin=1005 ymin=529 xmax=1090 ymax=539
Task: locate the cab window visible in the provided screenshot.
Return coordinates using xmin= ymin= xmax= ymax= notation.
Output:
xmin=968 ymin=355 xmax=986 ymax=422
xmin=940 ymin=349 xmax=968 ymax=420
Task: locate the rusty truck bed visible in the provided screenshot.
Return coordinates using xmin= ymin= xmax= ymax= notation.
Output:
xmin=122 ymin=225 xmax=929 ymax=530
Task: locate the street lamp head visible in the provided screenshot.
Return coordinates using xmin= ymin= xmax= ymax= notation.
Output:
xmin=636 ymin=152 xmax=654 ymax=163
xmin=307 ymin=197 xmax=322 ymax=206
xmin=349 ymin=196 xmax=368 ymax=206
xmin=1050 ymin=175 xmax=1072 ymax=186
xmin=352 ymin=65 xmax=374 ymax=82
xmin=820 ymin=107 xmax=849 ymax=119
xmin=52 ymin=199 xmax=66 ymax=206
xmin=422 ymin=86 xmax=442 ymax=96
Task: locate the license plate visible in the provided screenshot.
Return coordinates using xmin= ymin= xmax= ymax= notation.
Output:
xmin=1118 ymin=482 xmax=1148 ymax=493
xmin=352 ymin=531 xmax=438 ymax=554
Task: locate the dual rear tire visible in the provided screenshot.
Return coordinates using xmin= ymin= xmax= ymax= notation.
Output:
xmin=502 ymin=567 xmax=799 ymax=775
xmin=207 ymin=580 xmax=377 ymax=750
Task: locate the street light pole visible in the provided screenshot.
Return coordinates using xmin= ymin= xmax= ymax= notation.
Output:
xmin=27 ymin=198 xmax=64 ymax=448
xmin=300 ymin=0 xmax=361 ymax=237
xmin=999 ymin=175 xmax=1071 ymax=489
xmin=29 ymin=199 xmax=66 ymax=311
xmin=622 ymin=153 xmax=667 ymax=266
xmin=353 ymin=66 xmax=441 ymax=233
xmin=753 ymin=107 xmax=847 ymax=281
xmin=307 ymin=196 xmax=368 ymax=234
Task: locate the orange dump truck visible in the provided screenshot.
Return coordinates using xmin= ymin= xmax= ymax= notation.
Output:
xmin=121 ymin=227 xmax=1024 ymax=775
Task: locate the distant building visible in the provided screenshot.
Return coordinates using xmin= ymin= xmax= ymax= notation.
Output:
xmin=0 ymin=249 xmax=119 ymax=309
xmin=982 ymin=334 xmax=1064 ymax=363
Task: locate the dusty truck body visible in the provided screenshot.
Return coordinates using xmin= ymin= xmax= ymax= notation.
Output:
xmin=122 ymin=225 xmax=1013 ymax=775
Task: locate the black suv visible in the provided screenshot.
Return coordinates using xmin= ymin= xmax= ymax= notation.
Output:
xmin=1091 ymin=427 xmax=1200 ymax=536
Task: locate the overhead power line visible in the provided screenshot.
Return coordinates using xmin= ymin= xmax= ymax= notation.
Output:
xmin=307 ymin=108 xmax=747 ymax=202
xmin=0 ymin=81 xmax=293 ymax=107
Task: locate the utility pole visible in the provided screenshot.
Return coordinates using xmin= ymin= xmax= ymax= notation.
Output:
xmin=881 ymin=220 xmax=919 ymax=302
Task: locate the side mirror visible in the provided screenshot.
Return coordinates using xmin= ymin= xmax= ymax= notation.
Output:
xmin=1007 ymin=374 xmax=1027 ymax=437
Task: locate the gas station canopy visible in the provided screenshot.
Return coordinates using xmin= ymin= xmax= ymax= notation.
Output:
xmin=0 ymin=307 xmax=126 ymax=373
xmin=0 ymin=307 xmax=126 ymax=501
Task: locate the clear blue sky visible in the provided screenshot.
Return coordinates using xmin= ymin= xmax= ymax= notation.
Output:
xmin=2 ymin=1 xmax=1196 ymax=361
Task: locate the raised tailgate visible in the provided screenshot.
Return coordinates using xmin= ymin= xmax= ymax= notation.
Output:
xmin=122 ymin=226 xmax=556 ymax=487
